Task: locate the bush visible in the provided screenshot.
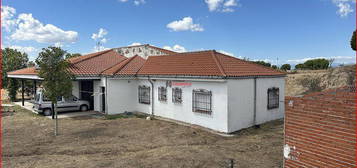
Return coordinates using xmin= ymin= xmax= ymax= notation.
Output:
xmin=298 ymin=75 xmax=323 ymax=93
xmin=303 ymin=59 xmax=329 ymax=70
xmin=295 ymin=63 xmax=305 ymax=70
xmin=8 ymin=78 xmax=19 ymax=101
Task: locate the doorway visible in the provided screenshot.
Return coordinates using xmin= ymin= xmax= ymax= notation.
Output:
xmin=101 ymin=87 xmax=105 ymax=112
xmin=80 ymin=81 xmax=94 ymax=110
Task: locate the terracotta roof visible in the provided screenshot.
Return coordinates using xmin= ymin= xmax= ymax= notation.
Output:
xmin=102 ymin=55 xmax=146 ymax=76
xmin=137 ymin=50 xmax=285 ymax=77
xmin=7 ymin=67 xmax=37 ymax=75
xmin=8 ymin=50 xmax=128 ymax=76
xmin=69 ymin=50 xmax=127 ymax=76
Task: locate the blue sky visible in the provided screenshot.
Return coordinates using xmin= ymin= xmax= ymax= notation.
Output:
xmin=2 ymin=0 xmax=356 ymax=66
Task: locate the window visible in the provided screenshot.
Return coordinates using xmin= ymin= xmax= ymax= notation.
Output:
xmin=192 ymin=89 xmax=212 ymax=114
xmin=267 ymin=87 xmax=279 ymax=109
xmin=158 ymin=87 xmax=167 ymax=101
xmin=172 ymin=88 xmax=182 ymax=103
xmin=138 ymin=86 xmax=150 ymax=104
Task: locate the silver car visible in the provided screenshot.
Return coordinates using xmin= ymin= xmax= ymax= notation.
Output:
xmin=33 ymin=91 xmax=90 ymax=116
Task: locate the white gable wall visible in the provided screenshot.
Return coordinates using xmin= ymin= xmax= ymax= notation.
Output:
xmin=255 ymin=77 xmax=285 ymax=125
xmin=226 ymin=77 xmax=285 ymax=133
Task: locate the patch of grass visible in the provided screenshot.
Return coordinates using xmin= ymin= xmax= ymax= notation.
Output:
xmin=105 ymin=112 xmax=148 ymax=120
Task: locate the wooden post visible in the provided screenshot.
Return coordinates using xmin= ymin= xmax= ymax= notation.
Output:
xmin=21 ymin=79 xmax=24 ymax=106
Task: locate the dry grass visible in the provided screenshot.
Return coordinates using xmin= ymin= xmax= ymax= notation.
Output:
xmin=3 ymin=105 xmax=284 ymax=168
xmin=285 ymin=65 xmax=356 ymax=96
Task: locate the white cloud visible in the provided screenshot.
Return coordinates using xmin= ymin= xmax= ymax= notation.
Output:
xmin=10 ymin=13 xmax=78 ymax=44
xmin=8 ymin=45 xmax=38 ymax=53
xmin=287 ymin=56 xmax=355 ymax=64
xmin=167 ymin=17 xmax=204 ymax=32
xmin=163 ymin=45 xmax=187 ymax=53
xmin=332 ymin=0 xmax=355 ymax=17
xmin=54 ymin=42 xmax=63 ymax=48
xmin=218 ymin=50 xmax=234 ymax=56
xmin=204 ymin=0 xmax=239 ymax=12
xmin=1 ymin=6 xmax=17 ymax=32
xmin=129 ymin=42 xmax=142 ymax=46
xmin=91 ymin=28 xmax=108 ymax=41
xmin=91 ymin=28 xmax=109 ymax=52
xmin=134 ymin=0 xmax=146 ymax=5
xmin=118 ymin=0 xmax=145 ymax=5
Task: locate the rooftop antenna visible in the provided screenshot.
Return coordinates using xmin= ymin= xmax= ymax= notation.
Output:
xmin=96 ymin=41 xmax=102 ymax=51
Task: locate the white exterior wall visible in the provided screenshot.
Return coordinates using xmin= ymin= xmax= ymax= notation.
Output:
xmin=93 ymin=77 xmax=106 ymax=112
xmin=226 ymin=77 xmax=285 ymax=133
xmin=227 ymin=79 xmax=255 ymax=133
xmin=255 ymin=77 xmax=285 ymax=125
xmin=106 ymin=79 xmax=138 ymax=114
xmin=152 ymin=80 xmax=228 ymax=133
xmin=106 ymin=78 xmax=229 ymax=132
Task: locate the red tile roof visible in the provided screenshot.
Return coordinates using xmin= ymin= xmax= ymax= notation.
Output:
xmin=102 ymin=55 xmax=146 ymax=76
xmin=7 ymin=67 xmax=37 ymax=75
xmin=137 ymin=50 xmax=285 ymax=77
xmin=7 ymin=49 xmax=285 ymax=78
xmin=69 ymin=50 xmax=127 ymax=76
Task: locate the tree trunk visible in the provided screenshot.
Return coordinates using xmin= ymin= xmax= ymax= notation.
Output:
xmin=54 ymin=103 xmax=58 ymax=136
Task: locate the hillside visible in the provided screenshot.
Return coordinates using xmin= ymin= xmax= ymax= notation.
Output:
xmin=285 ymin=65 xmax=356 ymax=96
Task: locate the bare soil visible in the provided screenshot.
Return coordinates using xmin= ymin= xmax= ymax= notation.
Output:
xmin=285 ymin=65 xmax=355 ymax=96
xmin=3 ymin=106 xmax=284 ymax=168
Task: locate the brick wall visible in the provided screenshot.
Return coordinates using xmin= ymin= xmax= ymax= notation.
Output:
xmin=284 ymin=86 xmax=356 ymax=168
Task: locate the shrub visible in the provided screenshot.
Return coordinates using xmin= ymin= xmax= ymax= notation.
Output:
xmin=298 ymin=75 xmax=323 ymax=93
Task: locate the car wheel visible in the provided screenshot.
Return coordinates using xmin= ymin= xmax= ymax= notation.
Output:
xmin=43 ymin=109 xmax=52 ymax=116
xmin=80 ymin=105 xmax=88 ymax=112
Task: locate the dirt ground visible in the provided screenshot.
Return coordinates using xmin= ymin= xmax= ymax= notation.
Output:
xmin=3 ymin=106 xmax=283 ymax=168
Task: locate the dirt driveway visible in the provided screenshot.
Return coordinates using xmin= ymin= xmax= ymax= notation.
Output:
xmin=3 ymin=105 xmax=284 ymax=168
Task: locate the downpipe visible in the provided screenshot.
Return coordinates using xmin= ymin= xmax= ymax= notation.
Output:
xmin=148 ymin=77 xmax=154 ymax=116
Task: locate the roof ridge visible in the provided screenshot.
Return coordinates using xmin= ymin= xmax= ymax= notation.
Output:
xmin=100 ymin=57 xmax=129 ymax=75
xmin=216 ymin=52 xmax=286 ymax=75
xmin=70 ymin=49 xmax=113 ymax=64
xmin=146 ymin=50 xmax=215 ymax=58
xmin=211 ymin=50 xmax=227 ymax=77
xmin=112 ymin=55 xmax=138 ymax=75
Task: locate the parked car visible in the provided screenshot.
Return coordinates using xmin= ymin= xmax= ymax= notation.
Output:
xmin=33 ymin=91 xmax=90 ymax=116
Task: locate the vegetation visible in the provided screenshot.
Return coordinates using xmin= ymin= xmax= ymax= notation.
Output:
xmin=295 ymin=59 xmax=329 ymax=70
xmin=254 ymin=61 xmax=271 ymax=67
xmin=280 ymin=64 xmax=291 ymax=71
xmin=351 ymin=30 xmax=356 ymax=51
xmin=271 ymin=65 xmax=278 ymax=69
xmin=36 ymin=47 xmax=73 ymax=135
xmin=2 ymin=48 xmax=29 ymax=101
xmin=298 ymin=75 xmax=323 ymax=93
xmin=65 ymin=53 xmax=81 ymax=59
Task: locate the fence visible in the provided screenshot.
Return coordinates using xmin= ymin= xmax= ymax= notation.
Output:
xmin=284 ymin=86 xmax=356 ymax=167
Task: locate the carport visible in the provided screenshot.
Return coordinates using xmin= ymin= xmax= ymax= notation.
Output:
xmin=7 ymin=68 xmax=42 ymax=106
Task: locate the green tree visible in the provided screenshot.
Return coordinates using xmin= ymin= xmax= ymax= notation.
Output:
xmin=303 ymin=59 xmax=329 ymax=70
xmin=295 ymin=63 xmax=305 ymax=70
xmin=65 ymin=53 xmax=81 ymax=59
xmin=271 ymin=65 xmax=278 ymax=69
xmin=254 ymin=61 xmax=271 ymax=67
xmin=2 ymin=48 xmax=29 ymax=101
xmin=280 ymin=64 xmax=291 ymax=71
xmin=351 ymin=30 xmax=356 ymax=51
xmin=36 ymin=47 xmax=73 ymax=136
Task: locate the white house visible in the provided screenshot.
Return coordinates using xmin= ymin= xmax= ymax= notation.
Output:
xmin=8 ymin=44 xmax=285 ymax=133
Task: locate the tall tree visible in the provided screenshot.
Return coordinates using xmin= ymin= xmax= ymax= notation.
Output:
xmin=2 ymin=48 xmax=29 ymax=101
xmin=36 ymin=47 xmax=73 ymax=136
xmin=351 ymin=30 xmax=356 ymax=51
xmin=253 ymin=61 xmax=271 ymax=67
xmin=280 ymin=64 xmax=291 ymax=71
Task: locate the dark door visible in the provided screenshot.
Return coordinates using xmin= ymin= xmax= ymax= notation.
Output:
xmin=101 ymin=87 xmax=105 ymax=112
xmin=80 ymin=81 xmax=94 ymax=110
